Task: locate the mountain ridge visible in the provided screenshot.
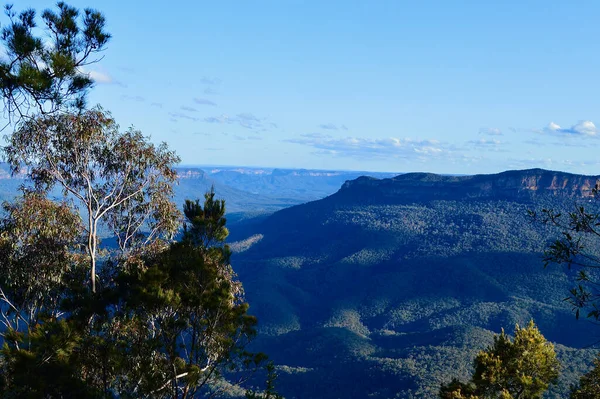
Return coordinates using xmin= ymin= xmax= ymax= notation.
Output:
xmin=336 ymin=168 xmax=600 ymax=204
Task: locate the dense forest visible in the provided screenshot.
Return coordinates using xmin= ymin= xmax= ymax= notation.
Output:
xmin=228 ymin=171 xmax=600 ymax=398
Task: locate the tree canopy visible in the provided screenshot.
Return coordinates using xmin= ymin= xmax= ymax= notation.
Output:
xmin=0 ymin=181 xmax=266 ymax=397
xmin=0 ymin=2 xmax=110 ymax=123
xmin=440 ymin=321 xmax=560 ymax=399
xmin=3 ymin=108 xmax=181 ymax=292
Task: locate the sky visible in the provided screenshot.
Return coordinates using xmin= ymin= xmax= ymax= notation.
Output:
xmin=13 ymin=0 xmax=600 ymax=174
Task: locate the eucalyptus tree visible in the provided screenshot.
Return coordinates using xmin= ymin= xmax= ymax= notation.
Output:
xmin=3 ymin=108 xmax=181 ymax=292
xmin=0 ymin=192 xmax=82 ymax=335
xmin=0 ymin=1 xmax=176 ymax=293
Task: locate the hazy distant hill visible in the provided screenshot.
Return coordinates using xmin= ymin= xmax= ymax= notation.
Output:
xmin=0 ymin=164 xmax=395 ymax=215
xmin=174 ymin=167 xmax=301 ymax=213
xmin=228 ymin=169 xmax=600 ymax=398
xmin=203 ymin=166 xmax=397 ymax=202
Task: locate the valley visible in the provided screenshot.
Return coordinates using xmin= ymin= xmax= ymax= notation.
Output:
xmin=227 ymin=169 xmax=600 ymax=398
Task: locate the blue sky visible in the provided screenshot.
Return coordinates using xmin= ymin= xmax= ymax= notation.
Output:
xmin=17 ymin=1 xmax=600 ymax=174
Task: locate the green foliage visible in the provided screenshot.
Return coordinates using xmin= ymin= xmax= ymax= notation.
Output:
xmin=3 ymin=108 xmax=181 ymax=292
xmin=0 ymin=192 xmax=82 ymax=331
xmin=106 ymin=191 xmax=263 ymax=397
xmin=439 ymin=379 xmax=478 ymax=399
xmin=0 ymin=189 xmax=265 ymax=397
xmin=440 ymin=321 xmax=559 ymax=399
xmin=183 ymin=187 xmax=230 ymax=249
xmin=0 ymin=319 xmax=104 ymax=398
xmin=0 ymin=2 xmax=110 ymax=121
xmin=570 ymin=353 xmax=600 ymax=398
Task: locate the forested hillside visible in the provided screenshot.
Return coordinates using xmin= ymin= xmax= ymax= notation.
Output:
xmin=228 ymin=169 xmax=600 ymax=398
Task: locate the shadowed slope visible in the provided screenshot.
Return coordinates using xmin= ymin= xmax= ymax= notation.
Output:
xmin=229 ymin=169 xmax=600 ymax=398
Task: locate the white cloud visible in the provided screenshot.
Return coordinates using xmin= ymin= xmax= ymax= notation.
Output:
xmin=88 ymin=70 xmax=113 ymax=84
xmin=479 ymin=127 xmax=502 ymax=136
xmin=285 ymin=135 xmax=450 ymax=160
xmin=542 ymin=120 xmax=598 ymax=136
xmin=79 ymin=67 xmax=125 ymax=86
xmin=467 ymin=138 xmax=507 ymax=152
xmin=468 ymin=138 xmax=503 ymax=145
xmin=547 ymin=122 xmax=561 ymax=131
xmin=203 ymin=113 xmax=267 ymax=129
xmin=573 ymin=121 xmax=597 ymax=136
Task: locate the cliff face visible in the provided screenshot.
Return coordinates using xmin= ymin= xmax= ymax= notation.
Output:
xmin=337 ymin=169 xmax=600 ymax=203
xmin=175 ymin=168 xmax=208 ymax=180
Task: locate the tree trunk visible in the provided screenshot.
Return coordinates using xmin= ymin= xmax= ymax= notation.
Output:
xmin=91 ymin=249 xmax=96 ymax=293
xmin=88 ymin=216 xmax=98 ymax=293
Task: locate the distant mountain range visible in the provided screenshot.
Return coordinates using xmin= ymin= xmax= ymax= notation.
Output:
xmin=227 ymin=168 xmax=600 ymax=398
xmin=174 ymin=167 xmax=299 ymax=214
xmin=200 ymin=166 xmax=396 ymax=202
xmin=0 ymin=163 xmax=396 ymax=214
